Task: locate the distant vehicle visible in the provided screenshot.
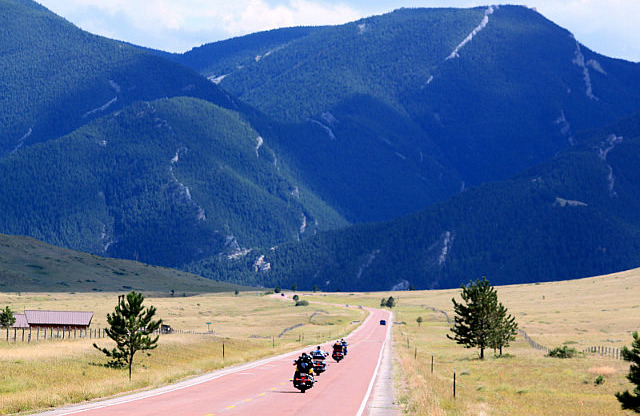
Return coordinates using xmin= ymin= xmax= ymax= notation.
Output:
xmin=379 ymin=320 xmax=386 ymax=325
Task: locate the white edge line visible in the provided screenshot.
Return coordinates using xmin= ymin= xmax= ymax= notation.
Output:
xmin=356 ymin=309 xmax=393 ymax=416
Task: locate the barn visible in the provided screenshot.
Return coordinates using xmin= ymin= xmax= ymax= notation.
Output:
xmin=11 ymin=313 xmax=29 ymax=328
xmin=18 ymin=310 xmax=94 ymax=330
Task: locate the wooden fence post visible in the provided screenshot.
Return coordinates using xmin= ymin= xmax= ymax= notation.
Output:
xmin=453 ymin=368 xmax=456 ymax=399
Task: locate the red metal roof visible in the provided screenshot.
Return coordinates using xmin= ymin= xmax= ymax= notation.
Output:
xmin=24 ymin=310 xmax=93 ymax=326
xmin=11 ymin=313 xmax=29 ymax=328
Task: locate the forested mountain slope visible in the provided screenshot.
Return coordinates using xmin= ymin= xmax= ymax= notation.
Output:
xmin=0 ymin=0 xmax=233 ymax=155
xmin=0 ymin=97 xmax=346 ymax=269
xmin=182 ymin=5 xmax=640 ymax=221
xmin=244 ymin=111 xmax=640 ymax=290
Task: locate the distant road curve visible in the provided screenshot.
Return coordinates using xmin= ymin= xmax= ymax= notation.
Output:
xmin=35 ymin=307 xmax=395 ymax=416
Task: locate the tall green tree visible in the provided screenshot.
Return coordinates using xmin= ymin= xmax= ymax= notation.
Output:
xmin=616 ymin=331 xmax=640 ymax=412
xmin=0 ymin=306 xmax=16 ymax=329
xmin=385 ymin=296 xmax=396 ymax=308
xmin=94 ymin=291 xmax=162 ymax=380
xmin=489 ymin=301 xmax=518 ymax=356
xmin=447 ymin=277 xmax=499 ymax=359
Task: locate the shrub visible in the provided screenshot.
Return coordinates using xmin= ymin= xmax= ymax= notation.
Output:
xmin=547 ymin=345 xmax=578 ymax=358
xmin=295 ymin=300 xmax=309 ymax=306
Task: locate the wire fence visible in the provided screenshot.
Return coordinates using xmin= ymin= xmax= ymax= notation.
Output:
xmin=422 ymin=304 xmax=626 ymax=361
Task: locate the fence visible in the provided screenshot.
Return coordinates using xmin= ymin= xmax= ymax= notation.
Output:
xmin=583 ymin=345 xmax=624 ymax=360
xmin=422 ymin=304 xmax=625 ymax=361
xmin=3 ymin=326 xmax=109 ymax=343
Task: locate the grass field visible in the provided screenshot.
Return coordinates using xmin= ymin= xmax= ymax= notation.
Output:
xmin=2 ymin=268 xmax=639 ymax=415
xmin=0 ymin=291 xmax=365 ymax=414
xmin=315 ymin=269 xmax=640 ymax=415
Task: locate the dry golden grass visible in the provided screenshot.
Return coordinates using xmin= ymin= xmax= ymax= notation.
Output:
xmin=318 ymin=268 xmax=640 ymax=415
xmin=0 ymin=291 xmax=365 ymax=414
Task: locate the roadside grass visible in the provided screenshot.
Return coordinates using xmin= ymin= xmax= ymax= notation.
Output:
xmin=0 ymin=292 xmax=365 ymax=414
xmin=315 ymin=268 xmax=640 ymax=415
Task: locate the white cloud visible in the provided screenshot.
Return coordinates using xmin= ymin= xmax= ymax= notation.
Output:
xmin=35 ymin=0 xmax=640 ymax=60
xmin=38 ymin=0 xmax=361 ymax=52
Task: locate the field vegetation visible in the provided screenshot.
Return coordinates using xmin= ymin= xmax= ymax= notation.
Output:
xmin=0 ymin=291 xmax=364 ymax=414
xmin=317 ymin=268 xmax=640 ymax=415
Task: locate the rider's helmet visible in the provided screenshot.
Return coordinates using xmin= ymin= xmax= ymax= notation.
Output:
xmin=317 ymin=346 xmax=321 ymax=350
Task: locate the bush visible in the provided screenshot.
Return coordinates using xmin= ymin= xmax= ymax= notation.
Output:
xmin=547 ymin=345 xmax=578 ymax=358
xmin=295 ymin=300 xmax=309 ymax=306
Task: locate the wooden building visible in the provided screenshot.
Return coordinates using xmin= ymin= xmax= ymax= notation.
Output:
xmin=12 ymin=310 xmax=94 ymax=330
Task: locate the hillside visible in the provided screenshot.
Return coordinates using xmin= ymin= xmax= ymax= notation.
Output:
xmin=0 ymin=233 xmax=248 ymax=293
xmin=183 ymin=5 xmax=640 ymax=221
xmin=2 ymin=2 xmax=640 ymax=292
xmin=0 ymin=97 xmax=346 ymax=273
xmin=225 ymin=110 xmax=640 ymax=290
xmin=0 ymin=0 xmax=234 ymax=155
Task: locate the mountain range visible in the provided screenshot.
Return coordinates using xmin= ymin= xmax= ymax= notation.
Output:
xmin=1 ymin=0 xmax=640 ymax=290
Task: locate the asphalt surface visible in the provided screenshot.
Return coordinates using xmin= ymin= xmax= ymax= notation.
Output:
xmin=34 ymin=307 xmax=396 ymax=416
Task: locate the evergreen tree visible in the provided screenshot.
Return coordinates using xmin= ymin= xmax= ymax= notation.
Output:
xmin=0 ymin=306 xmax=15 ymax=329
xmin=416 ymin=316 xmax=423 ymax=326
xmin=489 ymin=302 xmax=518 ymax=356
xmin=385 ymin=296 xmax=396 ymax=308
xmin=94 ymin=291 xmax=162 ymax=380
xmin=380 ymin=297 xmax=387 ymax=308
xmin=616 ymin=331 xmax=640 ymax=412
xmin=447 ymin=277 xmax=498 ymax=359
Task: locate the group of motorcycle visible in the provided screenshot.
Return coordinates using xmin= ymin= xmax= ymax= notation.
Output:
xmin=291 ymin=339 xmax=348 ymax=393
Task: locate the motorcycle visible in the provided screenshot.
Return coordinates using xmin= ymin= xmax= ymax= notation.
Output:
xmin=292 ymin=372 xmax=315 ymax=393
xmin=332 ymin=350 xmax=344 ymax=362
xmin=312 ymin=358 xmax=327 ymax=374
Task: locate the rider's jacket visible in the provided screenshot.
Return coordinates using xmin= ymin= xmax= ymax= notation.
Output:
xmin=295 ymin=356 xmax=313 ymax=373
xmin=311 ymin=350 xmax=325 ymax=359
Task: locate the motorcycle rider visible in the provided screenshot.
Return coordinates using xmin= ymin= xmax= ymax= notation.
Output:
xmin=293 ymin=352 xmax=314 ymax=379
xmin=311 ymin=346 xmax=327 ymax=359
xmin=340 ymin=338 xmax=348 ymax=355
xmin=332 ymin=340 xmax=343 ymax=353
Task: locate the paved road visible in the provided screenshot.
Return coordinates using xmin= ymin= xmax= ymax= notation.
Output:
xmin=36 ymin=307 xmax=393 ymax=416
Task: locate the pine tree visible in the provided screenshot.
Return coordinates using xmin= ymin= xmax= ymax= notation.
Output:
xmin=385 ymin=296 xmax=396 ymax=308
xmin=447 ymin=277 xmax=498 ymax=359
xmin=94 ymin=291 xmax=162 ymax=380
xmin=0 ymin=306 xmax=15 ymax=329
xmin=616 ymin=331 xmax=640 ymax=412
xmin=489 ymin=302 xmax=518 ymax=356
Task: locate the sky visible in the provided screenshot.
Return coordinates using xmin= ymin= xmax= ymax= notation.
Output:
xmin=36 ymin=0 xmax=640 ymax=62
